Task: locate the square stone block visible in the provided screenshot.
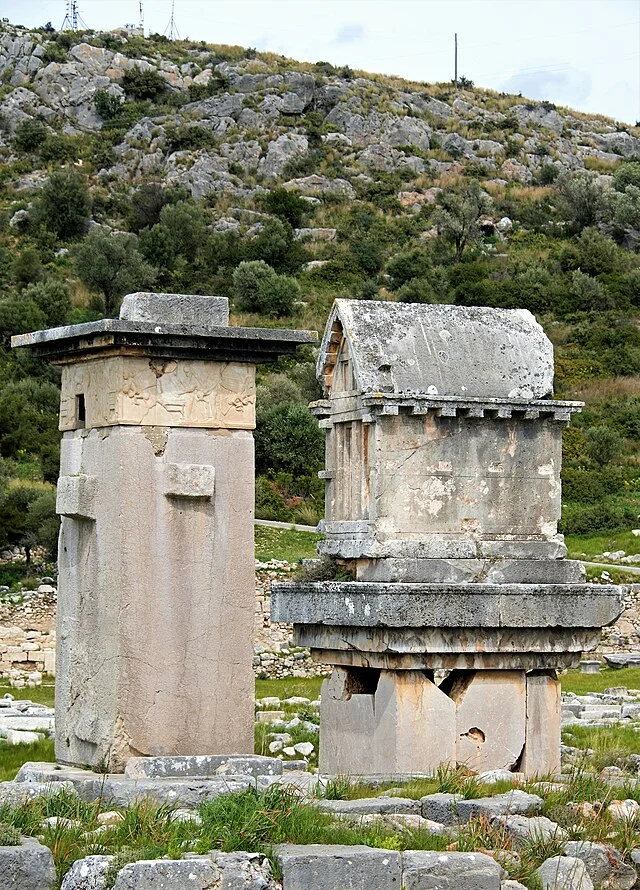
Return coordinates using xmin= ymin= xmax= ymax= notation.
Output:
xmin=521 ymin=672 xmax=561 ymax=777
xmin=443 ymin=670 xmax=526 ymax=772
xmin=164 ymin=463 xmax=215 ymax=499
xmin=320 ymin=668 xmax=455 ymax=775
xmin=56 ymin=474 xmax=97 ymax=520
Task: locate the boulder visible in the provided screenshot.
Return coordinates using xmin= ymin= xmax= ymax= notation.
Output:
xmin=112 ymin=859 xmax=220 ymax=889
xmin=402 ymin=851 xmax=502 ymax=889
xmin=274 ymin=844 xmax=402 ymax=890
xmin=537 ymin=856 xmax=595 ymax=890
xmin=0 ymin=837 xmax=56 ymax=890
xmin=564 ymin=841 xmax=636 ymax=889
xmin=61 ymin=856 xmax=114 ymax=890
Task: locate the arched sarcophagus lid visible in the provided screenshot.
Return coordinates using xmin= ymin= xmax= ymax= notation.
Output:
xmin=317 ymin=300 xmax=555 ymax=401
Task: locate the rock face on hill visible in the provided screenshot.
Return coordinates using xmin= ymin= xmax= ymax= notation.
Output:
xmin=1 ymin=23 xmax=638 ymax=204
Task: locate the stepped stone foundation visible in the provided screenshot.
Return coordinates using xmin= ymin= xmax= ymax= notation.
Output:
xmin=272 ymin=300 xmax=624 ymax=777
xmin=12 ymin=292 xmax=314 ymax=771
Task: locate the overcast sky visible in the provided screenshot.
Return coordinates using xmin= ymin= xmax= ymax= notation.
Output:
xmin=8 ymin=0 xmax=640 ymax=124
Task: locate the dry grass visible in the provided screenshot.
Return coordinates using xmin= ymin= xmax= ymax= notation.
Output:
xmin=562 ymin=376 xmax=640 ymax=402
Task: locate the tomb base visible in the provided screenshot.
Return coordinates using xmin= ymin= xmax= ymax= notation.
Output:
xmin=320 ymin=666 xmax=560 ymax=776
xmin=272 ymin=580 xmax=622 ymax=779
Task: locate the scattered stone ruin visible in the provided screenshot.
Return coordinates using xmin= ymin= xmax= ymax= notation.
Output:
xmin=12 ymin=292 xmax=314 ymax=771
xmin=272 ymin=299 xmax=624 ymax=777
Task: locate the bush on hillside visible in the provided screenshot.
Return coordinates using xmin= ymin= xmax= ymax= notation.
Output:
xmin=121 ymin=66 xmax=168 ymax=102
xmin=75 ymin=231 xmax=156 ymax=315
xmin=33 ymin=171 xmax=91 ymax=240
xmin=233 ymin=261 xmax=299 ymax=317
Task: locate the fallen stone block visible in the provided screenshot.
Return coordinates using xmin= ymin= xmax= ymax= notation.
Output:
xmin=497 ymin=814 xmax=568 ymax=844
xmin=6 ymin=729 xmax=44 ymax=744
xmin=209 ymin=850 xmax=279 ymax=888
xmin=0 ymin=780 xmax=77 ymax=806
xmin=0 ymin=836 xmax=56 ymax=890
xmin=402 ymin=850 xmax=503 ymax=889
xmin=537 ymin=855 xmax=594 ymax=890
xmin=453 ymin=790 xmax=543 ymax=822
xmin=318 ymin=796 xmax=421 ymax=816
xmin=564 ymin=841 xmax=637 ymax=890
xmin=420 ymin=792 xmax=464 ymax=824
xmin=112 ymin=858 xmax=220 ymax=889
xmin=60 ymin=855 xmax=114 ymax=890
xmin=274 ymin=843 xmax=402 ymax=890
xmin=124 ymin=754 xmax=282 ymax=779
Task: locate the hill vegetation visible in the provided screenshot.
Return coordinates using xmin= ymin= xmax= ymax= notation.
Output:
xmin=0 ymin=20 xmax=639 ymax=564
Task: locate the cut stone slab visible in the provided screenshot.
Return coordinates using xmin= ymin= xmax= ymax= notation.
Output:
xmin=209 ymin=851 xmax=279 ymax=888
xmin=320 ymin=668 xmax=455 ymax=774
xmin=498 ymin=814 xmax=568 ymax=844
xmin=445 ymin=670 xmax=526 ymax=772
xmin=274 ymin=843 xmax=402 ymax=890
xmin=537 ymin=856 xmax=594 ymax=890
xmin=0 ymin=837 xmax=56 ymax=890
xmin=453 ymin=790 xmax=543 ymax=822
xmin=402 ymin=850 xmax=503 ymax=889
xmin=563 ymin=841 xmax=637 ymax=890
xmin=112 ymin=858 xmax=220 ymax=889
xmin=317 ymin=797 xmax=421 ymax=816
xmin=272 ymin=583 xmax=623 ymax=629
xmin=124 ymin=754 xmax=282 ymax=779
xmin=60 ymin=855 xmax=114 ymax=890
xmin=0 ymin=780 xmax=77 ymax=806
xmin=119 ymin=292 xmax=230 ymax=327
xmin=521 ymin=673 xmax=561 ymax=777
xmin=13 ymin=762 xmax=254 ymax=806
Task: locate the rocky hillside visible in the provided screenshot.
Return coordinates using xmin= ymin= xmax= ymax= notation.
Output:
xmin=0 ymin=21 xmax=639 ymax=564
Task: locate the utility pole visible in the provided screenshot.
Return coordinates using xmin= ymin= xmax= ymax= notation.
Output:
xmin=165 ymin=0 xmax=180 ymax=41
xmin=61 ymin=1 xmax=86 ymax=31
xmin=139 ymin=0 xmax=144 ymax=34
xmin=454 ymin=32 xmax=458 ymax=88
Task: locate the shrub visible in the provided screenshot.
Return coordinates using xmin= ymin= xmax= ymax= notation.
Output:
xmin=259 ymin=188 xmax=308 ymax=228
xmin=12 ymin=119 xmax=48 ymax=153
xmin=397 ymin=278 xmax=439 ymax=303
xmin=561 ymin=228 xmax=619 ymax=277
xmin=556 ymin=172 xmax=605 ymax=233
xmin=585 ymin=425 xmax=624 ymax=466
xmin=94 ymin=88 xmax=124 ymax=121
xmin=127 ymin=183 xmax=191 ymax=233
xmin=386 ymin=248 xmax=433 ymax=289
xmin=560 ymin=501 xmax=637 ymax=535
xmin=255 ymin=404 xmax=324 ymax=476
xmin=75 ymin=231 xmax=156 ymax=315
xmin=613 ymin=161 xmax=640 ymax=192
xmin=34 ymin=171 xmax=91 ymax=240
xmin=537 ymin=162 xmax=559 ymax=185
xmin=121 ymin=66 xmax=168 ymax=102
xmin=232 ymin=261 xmax=299 ymax=317
xmin=22 ymin=280 xmax=72 ymax=328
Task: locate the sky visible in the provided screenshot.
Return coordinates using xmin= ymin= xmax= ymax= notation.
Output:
xmin=6 ymin=0 xmax=640 ymax=124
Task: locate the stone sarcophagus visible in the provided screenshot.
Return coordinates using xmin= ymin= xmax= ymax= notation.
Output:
xmin=272 ymin=300 xmax=623 ymax=777
xmin=13 ymin=293 xmax=315 ymax=771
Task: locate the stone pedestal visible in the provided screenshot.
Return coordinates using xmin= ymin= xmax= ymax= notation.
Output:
xmin=271 ymin=300 xmax=624 ymax=778
xmin=13 ymin=293 xmax=315 ymax=770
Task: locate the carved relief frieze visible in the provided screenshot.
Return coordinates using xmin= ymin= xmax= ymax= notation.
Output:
xmin=60 ymin=357 xmax=256 ymax=430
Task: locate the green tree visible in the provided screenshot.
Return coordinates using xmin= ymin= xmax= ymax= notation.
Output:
xmin=232 ymin=261 xmax=299 ymax=317
xmin=122 ymin=66 xmax=168 ymax=101
xmin=23 ymin=280 xmax=72 ymax=327
xmin=12 ymin=119 xmax=49 ymax=153
xmin=255 ymin=404 xmax=324 ymax=477
xmin=433 ymin=180 xmax=492 ymax=262
xmin=386 ymin=248 xmax=434 ymax=289
xmin=586 ymin=425 xmax=624 ymax=467
xmin=556 ymin=172 xmax=604 ymax=233
xmin=128 ymin=183 xmax=190 ymax=233
xmin=75 ymin=231 xmax=156 ymax=315
xmin=93 ymin=88 xmax=123 ymax=120
xmin=259 ymin=188 xmax=308 ymax=228
xmin=34 ymin=171 xmax=91 ymax=240
xmin=613 ymin=161 xmax=640 ymax=192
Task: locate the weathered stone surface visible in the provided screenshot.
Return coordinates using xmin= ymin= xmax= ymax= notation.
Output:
xmin=0 ymin=780 xmax=77 ymax=805
xmin=402 ymin=850 xmax=502 ymax=889
xmin=355 ymin=558 xmax=585 ymax=585
xmin=318 ymin=797 xmax=421 ymax=816
xmin=119 ymin=292 xmax=230 ymax=327
xmin=420 ymin=793 xmax=463 ymax=824
xmin=209 ymin=850 xmax=278 ymax=889
xmin=563 ymin=841 xmax=637 ymax=889
xmin=448 ymin=671 xmax=526 ymax=772
xmin=55 ymin=425 xmax=256 ymax=771
xmin=60 ymin=856 xmax=114 ymax=890
xmin=453 ymin=790 xmax=543 ymax=822
xmin=498 ymin=814 xmax=567 ymax=844
xmin=317 ymin=300 xmax=554 ymax=400
xmin=0 ymin=837 xmax=56 ymax=890
xmin=58 ymin=357 xmax=256 ymax=430
xmin=124 ymin=754 xmax=282 ymax=779
xmin=274 ymin=844 xmax=402 ymax=890
xmin=272 ymin=583 xmax=623 ymax=629
xmin=112 ymin=859 xmax=221 ymax=889
xmin=521 ymin=673 xmax=561 ymax=776
xmin=537 ymin=856 xmax=594 ymax=890
xmin=320 ymin=669 xmax=455 ymax=774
